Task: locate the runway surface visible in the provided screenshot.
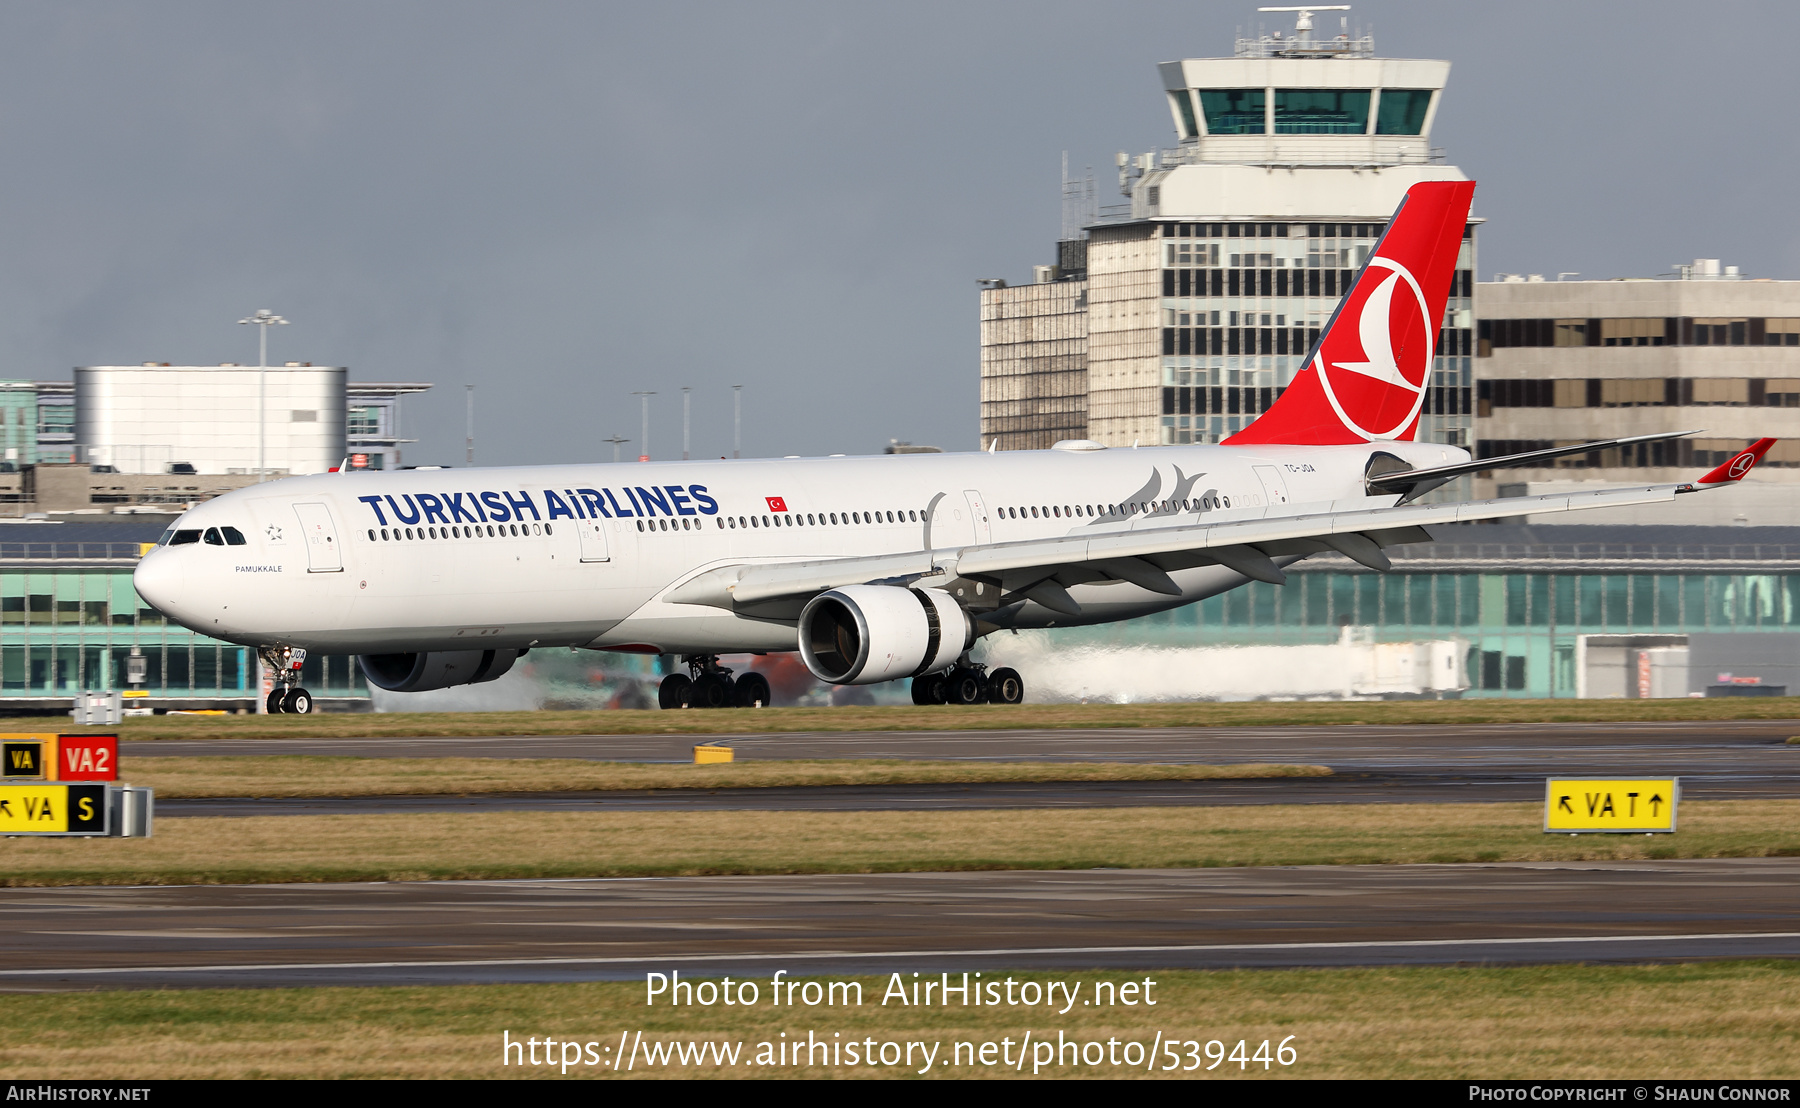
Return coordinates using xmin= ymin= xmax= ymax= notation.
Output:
xmin=132 ymin=720 xmax=1800 ymax=815
xmin=2 ymin=859 xmax=1796 ymax=989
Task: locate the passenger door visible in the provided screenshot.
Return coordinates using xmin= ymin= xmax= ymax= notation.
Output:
xmin=576 ymin=516 xmax=610 ymax=562
xmin=292 ymin=502 xmax=343 ymax=572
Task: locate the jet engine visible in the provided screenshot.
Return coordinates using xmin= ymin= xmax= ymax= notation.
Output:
xmin=358 ymin=649 xmax=523 ymax=693
xmin=798 ymin=585 xmax=972 ymax=685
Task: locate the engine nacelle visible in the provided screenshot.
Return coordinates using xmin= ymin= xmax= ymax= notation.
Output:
xmin=798 ymin=585 xmax=972 ymax=685
xmin=358 ymin=649 xmax=522 ymax=693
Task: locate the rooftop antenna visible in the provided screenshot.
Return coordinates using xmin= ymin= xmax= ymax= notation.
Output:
xmin=1258 ymin=6 xmax=1351 ymax=48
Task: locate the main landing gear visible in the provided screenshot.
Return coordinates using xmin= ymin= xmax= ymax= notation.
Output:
xmin=659 ymin=656 xmax=772 ymax=710
xmin=259 ymin=646 xmax=316 ymax=714
xmin=910 ymin=662 xmax=1024 ymax=706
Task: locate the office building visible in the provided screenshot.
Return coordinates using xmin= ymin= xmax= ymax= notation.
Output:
xmin=1474 ymin=266 xmax=1800 ymax=523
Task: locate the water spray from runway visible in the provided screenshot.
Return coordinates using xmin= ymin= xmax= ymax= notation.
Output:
xmin=976 ymin=629 xmax=1468 ymax=703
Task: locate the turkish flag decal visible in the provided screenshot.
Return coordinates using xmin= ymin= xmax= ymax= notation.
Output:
xmin=765 ymin=496 xmax=788 ymax=512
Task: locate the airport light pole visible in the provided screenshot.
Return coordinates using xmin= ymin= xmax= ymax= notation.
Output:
xmin=237 ymin=309 xmax=288 ymax=482
xmin=602 ymin=433 xmax=629 ymax=464
xmin=465 ymin=385 xmax=475 ymax=465
xmin=632 ymin=391 xmax=656 ymax=461
xmin=732 ymin=384 xmax=742 ymax=459
xmin=681 ymin=387 xmax=691 ymax=460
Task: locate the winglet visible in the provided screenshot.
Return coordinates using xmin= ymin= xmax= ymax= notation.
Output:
xmin=1695 ymin=438 xmax=1778 ymax=485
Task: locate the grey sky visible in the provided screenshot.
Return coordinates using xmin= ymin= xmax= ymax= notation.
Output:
xmin=0 ymin=1 xmax=1790 ymax=465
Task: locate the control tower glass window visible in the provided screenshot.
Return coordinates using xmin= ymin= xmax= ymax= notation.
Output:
xmin=1198 ymin=89 xmax=1265 ymax=135
xmin=1375 ymin=89 xmax=1433 ymax=135
xmin=1274 ymin=90 xmax=1370 ymax=134
xmin=1171 ymin=90 xmax=1200 ymax=139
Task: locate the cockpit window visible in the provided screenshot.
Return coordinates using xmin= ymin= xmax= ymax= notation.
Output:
xmin=203 ymin=528 xmax=224 ymax=545
xmin=168 ymin=530 xmax=202 ymax=546
xmin=156 ymin=529 xmax=175 ymax=547
xmin=221 ymin=526 xmax=247 ymax=546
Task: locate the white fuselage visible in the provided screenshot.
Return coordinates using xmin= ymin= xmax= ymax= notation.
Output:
xmin=132 ymin=440 xmax=1466 ymax=657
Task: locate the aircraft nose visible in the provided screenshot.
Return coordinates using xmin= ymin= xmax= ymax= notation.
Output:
xmin=132 ymin=549 xmax=186 ymax=621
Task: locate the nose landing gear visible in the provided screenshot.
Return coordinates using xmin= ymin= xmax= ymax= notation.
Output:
xmin=259 ymin=646 xmax=316 ymax=714
xmin=659 ymin=656 xmax=771 ymax=709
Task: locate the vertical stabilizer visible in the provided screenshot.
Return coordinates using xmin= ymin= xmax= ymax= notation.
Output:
xmin=1224 ymin=181 xmax=1475 ymax=446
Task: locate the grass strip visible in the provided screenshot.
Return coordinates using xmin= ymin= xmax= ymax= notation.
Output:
xmin=122 ymin=756 xmax=1330 ymax=798
xmin=1 ymin=800 xmax=1795 ymax=887
xmin=0 ymin=962 xmax=1795 ymax=1079
xmin=37 ymin=696 xmax=1800 ymax=741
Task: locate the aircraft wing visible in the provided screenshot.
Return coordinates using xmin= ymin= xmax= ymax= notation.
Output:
xmin=667 ymin=439 xmax=1778 ymax=616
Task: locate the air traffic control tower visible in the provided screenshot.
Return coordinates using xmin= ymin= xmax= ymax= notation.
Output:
xmin=980 ymin=6 xmax=1476 ymax=455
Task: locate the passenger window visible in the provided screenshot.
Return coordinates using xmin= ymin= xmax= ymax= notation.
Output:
xmin=168 ymin=529 xmax=201 ymax=545
xmin=202 ymin=528 xmax=224 ymax=545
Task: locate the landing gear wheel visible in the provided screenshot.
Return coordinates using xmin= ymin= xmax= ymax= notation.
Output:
xmin=658 ymin=673 xmax=694 ymax=710
xmin=692 ymin=671 xmax=734 ymax=709
xmin=267 ymin=689 xmax=287 ymax=714
xmin=734 ymin=671 xmax=771 ymax=708
xmin=945 ymin=667 xmax=987 ymax=706
xmin=281 ymin=687 xmax=314 ymax=715
xmin=986 ymin=668 xmax=1024 ymax=705
xmin=911 ymin=673 xmax=947 ymax=705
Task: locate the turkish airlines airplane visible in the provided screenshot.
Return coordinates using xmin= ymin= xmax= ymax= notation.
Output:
xmin=133 ymin=181 xmax=1775 ymax=713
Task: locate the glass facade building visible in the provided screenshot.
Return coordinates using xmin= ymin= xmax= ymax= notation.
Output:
xmin=1035 ymin=525 xmax=1800 ymax=699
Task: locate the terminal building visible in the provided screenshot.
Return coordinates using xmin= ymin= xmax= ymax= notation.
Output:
xmin=980 ymin=12 xmax=1474 ymax=467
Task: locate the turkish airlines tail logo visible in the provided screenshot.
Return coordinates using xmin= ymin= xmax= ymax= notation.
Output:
xmin=1225 ymin=180 xmax=1476 ymax=446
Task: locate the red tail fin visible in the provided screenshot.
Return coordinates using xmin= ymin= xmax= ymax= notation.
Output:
xmin=1225 ymin=180 xmax=1476 ymax=446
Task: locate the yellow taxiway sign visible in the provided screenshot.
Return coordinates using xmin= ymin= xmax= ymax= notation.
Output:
xmin=1545 ymin=778 xmax=1679 ymax=833
xmin=0 ymin=784 xmax=109 ymax=835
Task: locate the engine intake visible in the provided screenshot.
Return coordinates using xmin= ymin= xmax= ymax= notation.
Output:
xmin=358 ymin=649 xmax=522 ymax=693
xmin=798 ymin=585 xmax=971 ymax=685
